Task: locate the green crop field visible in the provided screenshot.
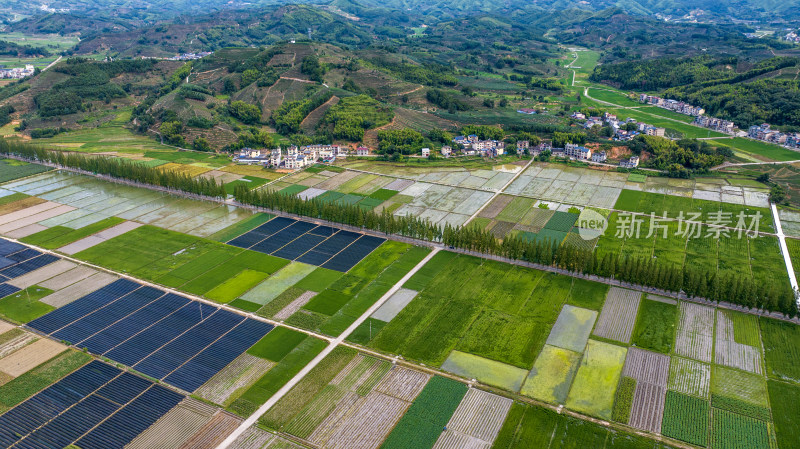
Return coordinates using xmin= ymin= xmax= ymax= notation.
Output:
xmin=708 ymin=137 xmax=800 ymax=162
xmin=612 ymin=376 xmax=636 ymax=423
xmin=768 ymin=380 xmax=800 ymax=449
xmin=759 ymin=317 xmax=800 ymax=383
xmin=380 ymin=376 xmax=467 ymax=449
xmin=520 ymin=344 xmax=582 ymax=403
xmin=662 ymin=391 xmax=710 ymax=447
xmin=566 ymin=279 xmax=608 ymax=311
xmin=0 ymin=159 xmax=52 ymax=183
xmin=637 ymin=106 xmax=696 ymax=123
xmin=493 ymin=400 xmax=675 ymax=449
xmin=441 ymin=350 xmax=528 ymax=392
xmin=370 ymin=255 xmax=575 ymax=369
xmin=230 ymin=337 xmax=327 ymax=417
xmin=205 ymin=269 xmax=269 ymax=303
xmin=631 ymin=297 xmax=677 ymax=354
xmin=588 ymin=88 xmax=641 ymax=107
xmin=711 ymin=409 xmax=771 ymax=449
xmin=248 ymin=327 xmax=309 ymax=363
xmin=712 ymin=366 xmax=769 ymax=408
xmin=566 ymin=340 xmax=627 ymax=420
xmin=0 ymin=286 xmax=54 ymax=323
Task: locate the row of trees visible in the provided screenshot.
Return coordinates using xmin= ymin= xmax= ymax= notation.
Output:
xmin=233 ymin=182 xmax=797 ymax=317
xmin=0 ymin=140 xmax=226 ymax=198
xmin=2 ymin=138 xmax=793 ymax=316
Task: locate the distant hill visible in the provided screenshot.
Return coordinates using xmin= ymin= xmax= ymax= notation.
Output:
xmin=3 ymin=0 xmax=799 ymax=29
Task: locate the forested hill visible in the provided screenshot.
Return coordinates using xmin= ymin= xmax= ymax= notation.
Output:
xmin=3 ymin=0 xmax=800 ymax=30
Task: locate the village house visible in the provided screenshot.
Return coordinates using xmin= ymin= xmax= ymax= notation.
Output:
xmin=619 ymin=156 xmax=640 ymax=168
xmin=644 ymin=126 xmax=666 ymax=137
xmin=234 ymin=148 xmax=271 ymax=165
xmin=564 ymin=143 xmax=592 ymax=160
xmin=356 ymin=146 xmax=369 ymax=156
xmin=591 ymin=151 xmax=607 ymax=163
xmin=421 ymin=147 xmax=430 ymax=157
xmin=441 ymin=146 xmax=452 ymax=157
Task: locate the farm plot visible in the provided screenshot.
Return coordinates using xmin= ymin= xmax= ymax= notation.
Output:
xmin=593 ymin=287 xmax=642 ymax=344
xmin=371 ymin=257 xmax=573 ymax=370
xmin=520 ymin=344 xmax=582 ymax=404
xmin=178 ymin=410 xmax=243 ymax=449
xmin=566 ymin=339 xmax=628 ymax=420
xmin=622 ymin=348 xmax=670 ymax=433
xmin=380 ymin=376 xmax=468 ymax=449
xmin=0 ymin=327 xmax=37 ymax=361
xmin=545 ymin=305 xmax=597 ymax=353
xmin=629 ymin=382 xmax=666 ymax=433
xmin=196 ymin=354 xmax=275 ymax=406
xmin=240 ymin=262 xmax=317 ymax=305
xmin=433 ymin=388 xmax=513 ymax=449
xmin=668 ymin=357 xmax=711 ymax=399
xmin=715 ymin=310 xmax=763 ymax=374
xmin=0 ymin=338 xmax=66 ymax=377
xmin=675 ymin=302 xmax=715 ymax=363
xmin=126 ymin=398 xmax=218 ymax=449
xmin=0 ymin=160 xmax=52 ymax=183
xmin=371 ymin=288 xmax=418 ymax=322
xmin=768 ymin=380 xmax=800 ymax=449
xmin=478 ymin=195 xmax=513 ymax=219
xmin=661 ymin=391 xmax=709 ymax=447
xmin=441 ymin=350 xmax=528 ymax=392
xmin=711 ymin=366 xmax=769 ymax=408
xmin=267 ymin=351 xmax=429 ymax=449
xmin=631 ymin=296 xmax=677 ymax=354
xmin=229 ymin=427 xmax=291 ymax=449
xmin=759 ymin=317 xmax=800 ymax=383
xmin=273 ymin=291 xmax=318 ymax=321
xmin=710 ymin=409 xmax=771 ymax=449
xmin=623 ymin=348 xmax=670 ymax=388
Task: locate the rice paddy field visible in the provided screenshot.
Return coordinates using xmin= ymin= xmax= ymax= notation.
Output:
xmin=0 ymin=161 xmax=798 ymax=449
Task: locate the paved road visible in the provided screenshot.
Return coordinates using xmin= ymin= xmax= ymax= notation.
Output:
xmin=42 ymin=55 xmax=62 ymax=72
xmin=216 ymin=247 xmax=442 ymax=449
xmin=771 ymin=203 xmax=799 ymax=305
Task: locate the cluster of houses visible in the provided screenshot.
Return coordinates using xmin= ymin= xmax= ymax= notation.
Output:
xmin=0 ymin=64 xmax=34 ymax=79
xmin=234 ymin=144 xmax=347 ymax=168
xmin=784 ymin=31 xmax=800 ymax=43
xmin=450 ymin=135 xmax=506 ymax=157
xmin=748 ymin=124 xmax=800 ymax=149
xmin=692 ymin=115 xmax=735 ymax=134
xmin=168 ymin=52 xmax=213 ymax=61
xmin=639 ymin=94 xmax=735 ymax=134
xmin=571 ymin=111 xmax=665 ymax=142
xmin=639 ymin=95 xmax=705 ymax=116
